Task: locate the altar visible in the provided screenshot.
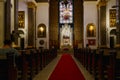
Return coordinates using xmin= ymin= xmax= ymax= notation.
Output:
xmin=60 ymin=23 xmax=73 ymax=49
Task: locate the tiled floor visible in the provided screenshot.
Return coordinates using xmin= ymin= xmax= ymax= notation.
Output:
xmin=33 ymin=54 xmax=94 ymax=80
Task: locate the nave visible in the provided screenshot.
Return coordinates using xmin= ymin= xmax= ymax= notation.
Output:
xmin=0 ymin=0 xmax=120 ymax=80
xmin=33 ymin=53 xmax=94 ymax=80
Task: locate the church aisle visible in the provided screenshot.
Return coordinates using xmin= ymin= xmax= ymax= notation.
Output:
xmin=33 ymin=54 xmax=94 ymax=80
xmin=33 ymin=55 xmax=61 ymax=80
xmin=72 ymin=55 xmax=94 ymax=80
xmin=48 ymin=54 xmax=85 ymax=80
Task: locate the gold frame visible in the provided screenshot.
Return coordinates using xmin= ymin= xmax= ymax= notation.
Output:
xmin=37 ymin=23 xmax=46 ymax=38
xmin=86 ymin=23 xmax=96 ymax=37
xmin=110 ymin=9 xmax=116 ymax=27
xmin=18 ymin=11 xmax=25 ymax=28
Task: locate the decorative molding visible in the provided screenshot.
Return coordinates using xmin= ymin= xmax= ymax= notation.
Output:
xmin=97 ymin=0 xmax=107 ymax=8
xmin=27 ymin=2 xmax=37 ymax=8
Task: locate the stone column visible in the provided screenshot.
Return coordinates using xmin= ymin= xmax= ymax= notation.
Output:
xmin=4 ymin=0 xmax=11 ymax=40
xmin=0 ymin=0 xmax=5 ymax=47
xmin=97 ymin=1 xmax=107 ymax=48
xmin=14 ymin=0 xmax=19 ymax=44
xmin=27 ymin=2 xmax=36 ymax=47
xmin=116 ymin=0 xmax=120 ymax=48
xmin=49 ymin=0 xmax=58 ymax=48
xmin=74 ymin=0 xmax=83 ymax=48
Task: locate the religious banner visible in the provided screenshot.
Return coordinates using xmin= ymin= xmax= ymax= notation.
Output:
xmin=88 ymin=39 xmax=96 ymax=45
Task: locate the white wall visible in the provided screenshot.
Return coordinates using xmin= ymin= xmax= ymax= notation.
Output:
xmin=36 ymin=3 xmax=49 ymax=49
xmin=18 ymin=1 xmax=28 ymax=48
xmin=0 ymin=1 xmax=4 ymax=47
xmin=83 ymin=1 xmax=98 ymax=49
xmin=36 ymin=3 xmax=49 ymax=48
xmin=18 ymin=1 xmax=49 ymax=49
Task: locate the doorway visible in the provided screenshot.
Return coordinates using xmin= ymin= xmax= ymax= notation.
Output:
xmin=110 ymin=36 xmax=115 ymax=48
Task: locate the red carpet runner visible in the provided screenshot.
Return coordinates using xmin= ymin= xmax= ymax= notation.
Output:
xmin=48 ymin=54 xmax=85 ymax=80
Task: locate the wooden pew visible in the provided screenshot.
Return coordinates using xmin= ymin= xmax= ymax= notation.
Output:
xmin=115 ymin=50 xmax=120 ymax=80
xmin=25 ymin=49 xmax=36 ymax=80
xmin=107 ymin=50 xmax=116 ymax=80
xmin=0 ymin=52 xmax=17 ymax=80
xmin=35 ymin=49 xmax=41 ymax=74
xmin=16 ymin=50 xmax=29 ymax=80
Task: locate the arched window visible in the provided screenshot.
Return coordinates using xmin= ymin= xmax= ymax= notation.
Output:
xmin=59 ymin=0 xmax=73 ymax=24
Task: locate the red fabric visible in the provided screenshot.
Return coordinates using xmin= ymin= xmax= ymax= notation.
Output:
xmin=48 ymin=54 xmax=85 ymax=80
xmin=88 ymin=39 xmax=96 ymax=45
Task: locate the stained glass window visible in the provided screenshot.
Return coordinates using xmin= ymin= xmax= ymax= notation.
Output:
xmin=59 ymin=0 xmax=73 ymax=23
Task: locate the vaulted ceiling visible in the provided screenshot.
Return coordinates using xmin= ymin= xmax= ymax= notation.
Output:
xmin=35 ymin=0 xmax=97 ymax=3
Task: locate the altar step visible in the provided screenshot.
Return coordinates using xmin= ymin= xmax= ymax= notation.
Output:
xmin=57 ymin=48 xmax=74 ymax=54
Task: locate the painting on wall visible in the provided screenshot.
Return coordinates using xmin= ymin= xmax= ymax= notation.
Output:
xmin=86 ymin=23 xmax=96 ymax=37
xmin=37 ymin=23 xmax=46 ymax=38
xmin=18 ymin=11 xmax=25 ymax=28
xmin=110 ymin=9 xmax=116 ymax=27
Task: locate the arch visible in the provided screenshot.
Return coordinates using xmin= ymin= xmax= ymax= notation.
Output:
xmin=110 ymin=29 xmax=116 ymax=35
xmin=18 ymin=30 xmax=24 ymax=34
xmin=86 ymin=23 xmax=96 ymax=37
xmin=37 ymin=23 xmax=46 ymax=38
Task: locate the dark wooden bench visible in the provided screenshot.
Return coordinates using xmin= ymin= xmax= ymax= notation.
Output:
xmin=0 ymin=52 xmax=17 ymax=80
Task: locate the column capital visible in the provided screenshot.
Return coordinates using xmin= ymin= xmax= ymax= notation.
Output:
xmin=0 ymin=0 xmax=5 ymax=2
xmin=27 ymin=2 xmax=37 ymax=8
xmin=97 ymin=1 xmax=107 ymax=8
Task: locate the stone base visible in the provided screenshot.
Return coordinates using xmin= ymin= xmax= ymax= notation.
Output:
xmin=61 ymin=45 xmax=72 ymax=50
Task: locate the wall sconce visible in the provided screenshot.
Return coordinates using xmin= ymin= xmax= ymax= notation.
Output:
xmin=89 ymin=25 xmax=94 ymax=31
xmin=39 ymin=26 xmax=44 ymax=32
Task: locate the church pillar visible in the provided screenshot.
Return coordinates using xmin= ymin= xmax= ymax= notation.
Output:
xmin=115 ymin=0 xmax=120 ymax=48
xmin=14 ymin=0 xmax=19 ymax=44
xmin=27 ymin=2 xmax=36 ymax=47
xmin=0 ymin=0 xmax=5 ymax=47
xmin=74 ymin=0 xmax=83 ymax=48
xmin=97 ymin=1 xmax=107 ymax=48
xmin=49 ymin=0 xmax=58 ymax=48
xmin=4 ymin=0 xmax=11 ymax=40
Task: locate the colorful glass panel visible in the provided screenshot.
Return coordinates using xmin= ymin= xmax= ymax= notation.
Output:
xmin=59 ymin=0 xmax=73 ymax=23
